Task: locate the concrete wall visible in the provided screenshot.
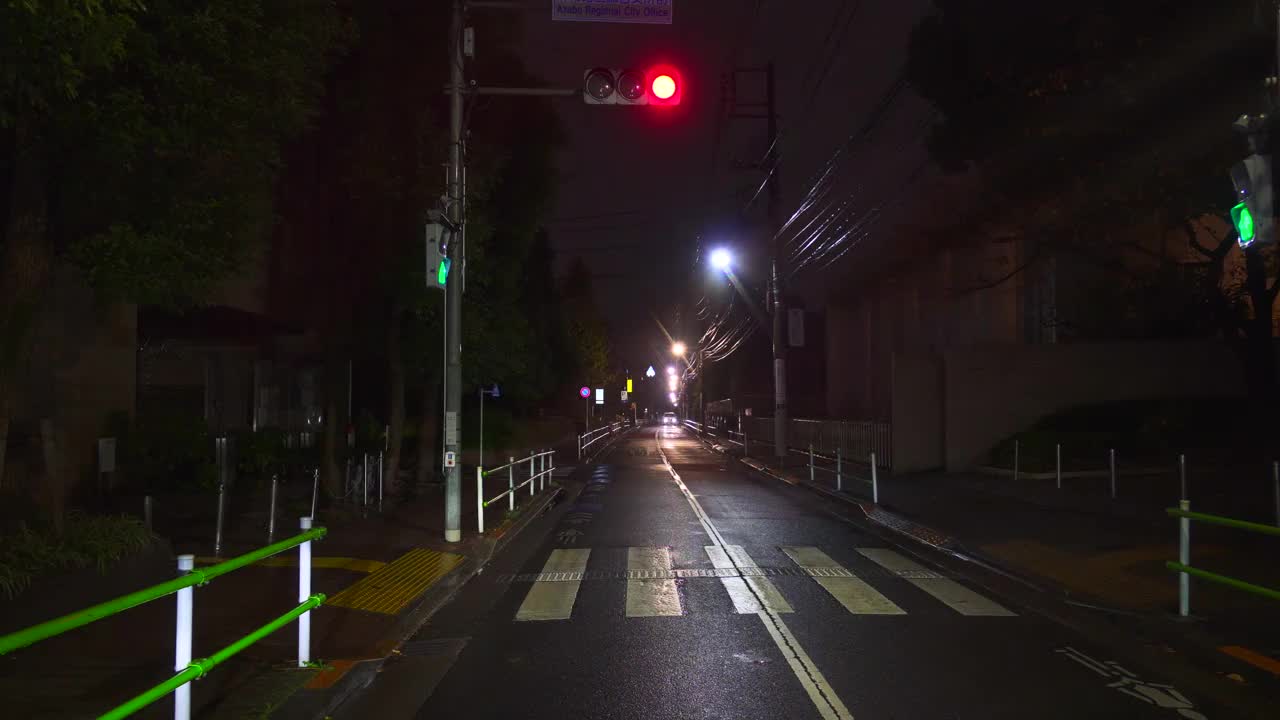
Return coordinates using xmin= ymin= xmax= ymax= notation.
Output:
xmin=940 ymin=341 xmax=1246 ymax=470
xmin=891 ymin=352 xmax=944 ymax=473
xmin=12 ymin=266 xmax=136 ymax=492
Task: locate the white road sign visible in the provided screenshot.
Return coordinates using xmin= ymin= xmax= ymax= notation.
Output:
xmin=552 ymin=0 xmax=672 ymax=25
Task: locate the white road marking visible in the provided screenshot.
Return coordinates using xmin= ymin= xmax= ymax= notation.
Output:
xmin=856 ymin=548 xmax=1015 ymax=616
xmin=706 ymin=545 xmax=794 ymax=614
xmin=657 ymin=430 xmax=853 ymax=720
xmin=782 ymin=547 xmax=905 ymax=616
xmin=625 ymin=547 xmax=683 ymax=617
xmin=515 ymin=549 xmax=591 ymax=621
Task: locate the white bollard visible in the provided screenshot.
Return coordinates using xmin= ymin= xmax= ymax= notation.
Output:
xmin=508 ymin=457 xmax=515 ymax=512
xmin=871 ymin=452 xmax=879 ymax=504
xmin=476 ymin=467 xmax=485 ymax=534
xmin=809 ymin=444 xmax=815 ymax=484
xmin=530 ymin=453 xmax=536 ymax=496
xmin=213 ymin=483 xmax=226 ymax=558
xmin=1179 ymin=453 xmax=1187 ymax=501
xmin=298 ymin=517 xmax=313 ymax=666
xmin=175 ymin=554 xmax=195 ymax=720
xmin=836 ymin=447 xmax=843 ymax=492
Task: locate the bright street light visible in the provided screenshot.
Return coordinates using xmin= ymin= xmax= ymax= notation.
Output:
xmin=671 ymin=341 xmax=686 ymax=356
xmin=668 ymin=392 xmax=677 ymax=403
xmin=666 ymin=365 xmax=676 ymax=376
xmin=709 ymin=247 xmax=732 ymax=271
xmin=667 ymin=375 xmax=678 ymax=391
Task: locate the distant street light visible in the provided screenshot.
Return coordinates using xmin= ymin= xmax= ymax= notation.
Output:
xmin=671 ymin=341 xmax=686 ymax=356
xmin=666 ymin=365 xmax=676 ymax=376
xmin=709 ymin=247 xmax=732 ymax=271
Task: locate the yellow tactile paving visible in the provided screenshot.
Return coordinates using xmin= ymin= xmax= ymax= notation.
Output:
xmin=326 ymin=548 xmax=464 ymax=615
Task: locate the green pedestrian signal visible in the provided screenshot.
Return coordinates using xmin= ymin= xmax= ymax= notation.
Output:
xmin=425 ymin=221 xmax=448 ymax=290
xmin=1231 ymin=201 xmax=1255 ymax=246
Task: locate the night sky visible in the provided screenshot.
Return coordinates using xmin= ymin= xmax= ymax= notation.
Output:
xmin=501 ymin=1 xmax=939 ymax=367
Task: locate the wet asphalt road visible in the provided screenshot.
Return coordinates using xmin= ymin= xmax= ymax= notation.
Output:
xmin=337 ymin=426 xmax=1220 ymax=720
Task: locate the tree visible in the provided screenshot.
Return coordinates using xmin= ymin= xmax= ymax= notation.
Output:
xmin=906 ymin=0 xmax=1280 ymax=403
xmin=0 ymin=2 xmax=346 ymax=506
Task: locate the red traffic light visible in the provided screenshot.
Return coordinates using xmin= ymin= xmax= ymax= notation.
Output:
xmin=648 ymin=65 xmax=682 ymax=106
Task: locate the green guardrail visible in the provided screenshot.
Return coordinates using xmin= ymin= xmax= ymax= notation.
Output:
xmin=1165 ymin=504 xmax=1280 ymax=616
xmin=100 ymin=594 xmax=325 ymax=720
xmin=0 ymin=524 xmax=327 ymax=720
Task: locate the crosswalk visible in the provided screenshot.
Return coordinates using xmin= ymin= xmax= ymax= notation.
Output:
xmin=512 ymin=545 xmax=1013 ymax=622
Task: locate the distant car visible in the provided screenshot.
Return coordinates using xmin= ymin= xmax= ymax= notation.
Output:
xmin=662 ymin=412 xmax=677 ymax=425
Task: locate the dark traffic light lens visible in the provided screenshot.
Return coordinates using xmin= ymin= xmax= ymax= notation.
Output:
xmin=617 ymin=70 xmax=645 ymax=101
xmin=585 ymin=69 xmax=615 ymax=101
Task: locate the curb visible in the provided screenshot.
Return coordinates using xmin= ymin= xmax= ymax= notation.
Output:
xmin=275 ymin=482 xmax=567 ymax=720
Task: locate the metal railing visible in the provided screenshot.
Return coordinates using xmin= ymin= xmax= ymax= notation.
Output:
xmin=741 ymin=415 xmax=891 ymax=469
xmin=0 ymin=519 xmax=326 ymax=720
xmin=475 ymin=449 xmax=557 ymax=533
xmin=1166 ymin=502 xmax=1280 ymax=616
xmin=577 ymin=421 xmax=628 ymax=459
xmin=803 ymin=444 xmax=882 ymax=503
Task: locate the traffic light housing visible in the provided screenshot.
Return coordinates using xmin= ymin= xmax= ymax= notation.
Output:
xmin=425 ymin=221 xmax=450 ymax=289
xmin=583 ymin=66 xmax=682 ymax=106
xmin=1230 ymin=153 xmax=1273 ymax=248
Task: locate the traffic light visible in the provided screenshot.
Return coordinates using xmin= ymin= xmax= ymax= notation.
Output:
xmin=1230 ymin=153 xmax=1273 ymax=249
xmin=583 ymin=66 xmax=682 ymax=106
xmin=425 ymin=220 xmax=450 ymax=289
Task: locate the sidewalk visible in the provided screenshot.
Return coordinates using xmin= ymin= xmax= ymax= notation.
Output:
xmin=0 ymin=437 xmax=581 ymax=720
xmin=727 ymin=443 xmax=1280 ymax=681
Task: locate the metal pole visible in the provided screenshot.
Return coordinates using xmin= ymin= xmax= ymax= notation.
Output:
xmin=298 ymin=517 xmax=313 ymax=666
xmin=1273 ymin=461 xmax=1280 ymax=527
xmin=529 ymin=452 xmax=535 ymax=496
xmin=310 ymin=468 xmax=319 ymax=521
xmin=174 ymin=554 xmax=195 ymax=720
xmin=1013 ymin=439 xmax=1019 ymax=482
xmin=476 ymin=467 xmax=485 ymax=534
xmin=362 ymin=453 xmax=369 ymax=507
xmin=1179 ymin=453 xmax=1187 ymax=501
xmin=213 ymin=483 xmax=226 ymax=558
xmin=1178 ymin=499 xmax=1190 ymax=617
xmin=378 ymin=452 xmax=384 ymax=507
xmin=871 ymin=452 xmax=879 ymax=504
xmin=766 ymin=61 xmax=787 ymax=463
xmin=1109 ymin=448 xmax=1117 ymax=499
xmin=442 ymin=0 xmax=465 ymax=543
xmin=267 ymin=474 xmax=278 ymax=544
xmin=539 ymin=452 xmax=546 ymax=491
xmin=809 ymin=444 xmax=815 ymax=484
xmin=836 ymin=447 xmax=842 ymax=492
xmin=144 ymin=495 xmax=153 ymax=533
xmin=1055 ymin=443 xmax=1062 ymax=490
xmin=479 ymin=389 xmax=484 ymax=470
xmin=508 ymin=457 xmax=515 ymax=512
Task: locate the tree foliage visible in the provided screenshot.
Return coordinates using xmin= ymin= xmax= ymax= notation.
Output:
xmin=2 ymin=0 xmax=348 ymax=307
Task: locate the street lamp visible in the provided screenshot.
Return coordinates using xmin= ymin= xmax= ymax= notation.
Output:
xmin=666 ymin=365 xmax=676 ymax=376
xmin=709 ymin=247 xmax=733 ymax=271
xmin=671 ymin=341 xmax=686 ymax=356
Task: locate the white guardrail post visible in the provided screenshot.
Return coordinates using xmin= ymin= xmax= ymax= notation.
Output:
xmin=476 ymin=467 xmax=485 ymax=534
xmin=508 ymin=457 xmax=515 ymax=512
xmin=298 ymin=517 xmax=313 ymax=666
xmin=174 ymin=554 xmax=194 ymax=720
xmin=529 ymin=452 xmax=536 ymax=497
xmin=809 ymin=444 xmax=815 ymax=484
xmin=870 ymin=452 xmax=879 ymax=504
xmin=836 ymin=447 xmax=843 ymax=492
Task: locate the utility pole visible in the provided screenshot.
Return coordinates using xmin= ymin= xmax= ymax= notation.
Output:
xmin=765 ymin=63 xmax=787 ymax=461
xmin=443 ymin=0 xmax=465 ymax=542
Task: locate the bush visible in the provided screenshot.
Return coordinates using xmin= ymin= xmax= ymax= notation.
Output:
xmin=120 ymin=411 xmax=218 ymax=493
xmin=0 ymin=512 xmax=154 ymax=600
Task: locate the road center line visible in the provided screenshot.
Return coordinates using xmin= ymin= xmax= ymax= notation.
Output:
xmin=655 ymin=429 xmax=854 ymax=720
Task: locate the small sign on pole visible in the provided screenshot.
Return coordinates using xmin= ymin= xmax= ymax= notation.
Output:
xmin=579 ymin=386 xmax=591 ymax=398
xmin=443 ymin=451 xmax=457 ymax=468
